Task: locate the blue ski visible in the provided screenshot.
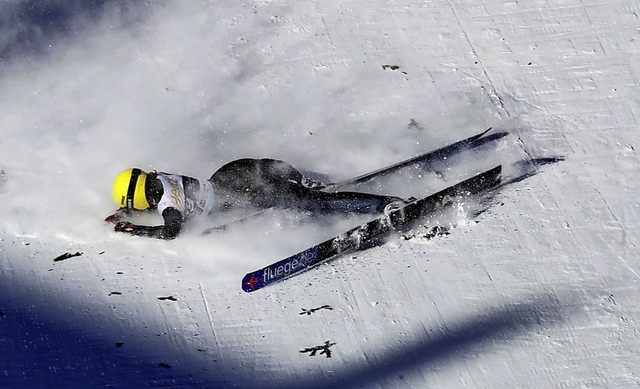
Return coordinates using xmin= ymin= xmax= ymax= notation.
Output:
xmin=242 ymin=165 xmax=502 ymax=292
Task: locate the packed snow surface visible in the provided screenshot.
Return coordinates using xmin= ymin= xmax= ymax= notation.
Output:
xmin=1 ymin=1 xmax=639 ymax=388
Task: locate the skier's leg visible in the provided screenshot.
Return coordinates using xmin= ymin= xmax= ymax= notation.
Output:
xmin=209 ymin=158 xmax=317 ymax=210
xmin=210 ymin=159 xmax=264 ymax=193
xmin=211 ymin=159 xmax=307 ymax=191
xmin=251 ymin=159 xmax=405 ymax=213
xmin=209 ymin=159 xmax=269 ymax=211
xmin=256 ymin=159 xmax=330 ymax=189
xmin=211 ymin=158 xmax=403 ymax=214
xmin=249 ymin=177 xmax=404 ymax=214
xmin=302 ymin=190 xmax=405 ymax=214
xmin=256 ymin=159 xmax=307 ymax=187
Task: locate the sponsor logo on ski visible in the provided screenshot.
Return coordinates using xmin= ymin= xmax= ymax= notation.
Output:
xmin=244 ymin=274 xmax=260 ymax=291
xmin=262 ymin=247 xmax=319 ymax=283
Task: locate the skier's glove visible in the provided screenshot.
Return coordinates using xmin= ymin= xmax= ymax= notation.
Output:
xmin=105 ymin=213 xmax=122 ymax=224
xmin=114 ymin=221 xmax=135 ymax=233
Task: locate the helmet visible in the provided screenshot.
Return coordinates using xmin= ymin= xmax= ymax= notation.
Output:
xmin=112 ymin=168 xmax=149 ymax=209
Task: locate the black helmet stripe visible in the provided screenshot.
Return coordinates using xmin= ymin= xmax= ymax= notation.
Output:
xmin=126 ymin=168 xmax=141 ymax=208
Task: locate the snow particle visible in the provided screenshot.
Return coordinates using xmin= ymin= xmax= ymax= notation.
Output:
xmin=300 ymin=340 xmax=336 ymax=358
xmin=53 ymin=251 xmax=83 ymax=262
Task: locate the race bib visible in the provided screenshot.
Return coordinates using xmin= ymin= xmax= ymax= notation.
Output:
xmin=157 ymin=174 xmax=215 ymax=219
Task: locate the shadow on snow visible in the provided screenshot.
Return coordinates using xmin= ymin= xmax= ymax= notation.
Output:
xmin=0 ymin=277 xmax=580 ymax=388
xmin=0 ymin=0 xmax=153 ymax=62
xmin=0 ymin=277 xmax=235 ymax=388
xmin=304 ymin=291 xmax=579 ymax=389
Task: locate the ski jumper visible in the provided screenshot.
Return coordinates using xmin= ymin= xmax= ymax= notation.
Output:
xmin=110 ymin=159 xmax=400 ymax=240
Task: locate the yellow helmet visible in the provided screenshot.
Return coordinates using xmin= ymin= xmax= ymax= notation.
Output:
xmin=112 ymin=168 xmax=149 ymax=209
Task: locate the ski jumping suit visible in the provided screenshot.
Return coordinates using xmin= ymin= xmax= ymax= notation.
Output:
xmin=210 ymin=158 xmax=396 ymax=214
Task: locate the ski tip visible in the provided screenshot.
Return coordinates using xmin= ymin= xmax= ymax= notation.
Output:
xmin=242 ymin=272 xmax=263 ymax=292
xmin=469 ymin=127 xmax=493 ymax=142
xmin=488 ymin=165 xmax=503 ymax=186
xmin=487 ymin=164 xmax=502 ymax=180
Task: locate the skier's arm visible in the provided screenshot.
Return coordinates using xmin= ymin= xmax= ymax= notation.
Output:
xmin=113 ymin=208 xmax=183 ymax=240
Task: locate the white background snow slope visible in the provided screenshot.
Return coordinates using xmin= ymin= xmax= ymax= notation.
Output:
xmin=1 ymin=0 xmax=640 ymax=388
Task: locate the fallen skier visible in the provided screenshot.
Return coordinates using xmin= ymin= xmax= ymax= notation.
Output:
xmin=105 ymin=158 xmax=406 ymax=239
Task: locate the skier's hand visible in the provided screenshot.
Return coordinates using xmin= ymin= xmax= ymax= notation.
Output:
xmin=105 ymin=213 xmax=122 ymax=224
xmin=114 ymin=221 xmax=135 ymax=233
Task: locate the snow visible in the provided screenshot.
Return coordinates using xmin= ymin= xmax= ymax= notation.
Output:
xmin=1 ymin=0 xmax=640 ymax=387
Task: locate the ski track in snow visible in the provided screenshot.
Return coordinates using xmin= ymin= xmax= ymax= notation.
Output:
xmin=1 ymin=0 xmax=640 ymax=388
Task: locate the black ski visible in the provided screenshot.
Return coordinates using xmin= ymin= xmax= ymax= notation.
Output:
xmin=241 ymin=165 xmax=502 ymax=292
xmin=202 ymin=209 xmax=269 ymax=235
xmin=327 ymin=127 xmax=504 ymax=191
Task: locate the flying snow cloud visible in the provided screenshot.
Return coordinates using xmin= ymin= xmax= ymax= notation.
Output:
xmin=0 ymin=1 xmax=505 ymax=257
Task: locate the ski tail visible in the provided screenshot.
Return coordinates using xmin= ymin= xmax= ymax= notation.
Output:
xmin=390 ymin=165 xmax=501 ymax=230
